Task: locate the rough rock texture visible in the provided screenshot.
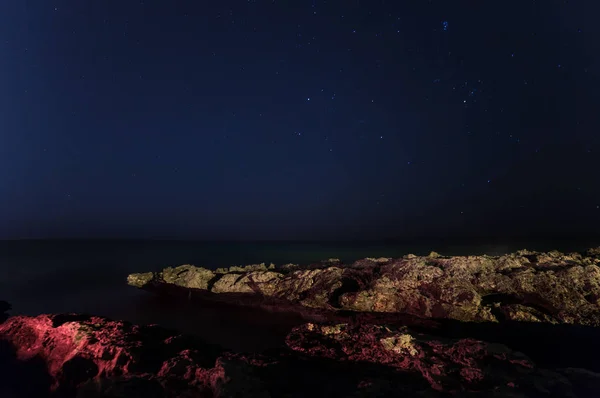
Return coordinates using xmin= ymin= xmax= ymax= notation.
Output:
xmin=128 ymin=247 xmax=600 ymax=326
xmin=0 ymin=313 xmax=226 ymax=397
xmin=1 ymin=313 xmax=598 ymax=397
xmin=286 ymin=322 xmax=597 ymax=396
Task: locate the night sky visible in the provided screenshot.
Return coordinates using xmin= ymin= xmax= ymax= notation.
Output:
xmin=1 ymin=1 xmax=598 ymax=241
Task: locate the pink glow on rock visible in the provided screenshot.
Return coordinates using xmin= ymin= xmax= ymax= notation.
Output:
xmin=285 ymin=322 xmax=540 ymax=393
xmin=0 ymin=314 xmax=224 ymax=394
xmin=1 ymin=311 xmax=597 ymax=396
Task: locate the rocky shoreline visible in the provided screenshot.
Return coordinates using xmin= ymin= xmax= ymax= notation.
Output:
xmin=128 ymin=248 xmax=600 ymax=326
xmin=2 ymin=247 xmax=600 ymax=397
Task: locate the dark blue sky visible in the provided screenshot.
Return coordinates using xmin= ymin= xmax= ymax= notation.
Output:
xmin=1 ymin=0 xmax=598 ymax=241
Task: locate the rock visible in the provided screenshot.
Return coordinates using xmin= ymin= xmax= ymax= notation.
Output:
xmin=126 ymin=272 xmax=154 ymax=288
xmin=211 ymin=271 xmax=283 ymax=295
xmin=215 ymin=263 xmax=275 ymax=274
xmin=2 ymin=313 xmax=598 ymax=397
xmin=128 ymin=247 xmax=600 ymax=327
xmin=587 ymin=246 xmax=600 ymax=258
xmin=365 ymin=257 xmax=392 ymax=264
xmin=0 ymin=313 xmax=244 ymax=397
xmin=0 ymin=301 xmax=10 ymax=312
xmin=286 ymin=322 xmax=600 ymax=395
xmin=278 ymin=263 xmax=299 ymax=271
xmin=0 ymin=300 xmax=10 ymax=323
xmin=556 ymin=368 xmax=600 ymax=397
xmin=162 ymin=265 xmax=216 ymax=290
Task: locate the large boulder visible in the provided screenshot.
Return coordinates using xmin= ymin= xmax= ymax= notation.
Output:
xmin=128 ymin=247 xmax=600 ymax=326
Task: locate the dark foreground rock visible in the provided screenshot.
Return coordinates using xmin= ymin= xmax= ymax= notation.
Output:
xmin=0 ymin=301 xmax=10 ymax=323
xmin=128 ymin=247 xmax=600 ymax=327
xmin=1 ymin=313 xmax=599 ymax=397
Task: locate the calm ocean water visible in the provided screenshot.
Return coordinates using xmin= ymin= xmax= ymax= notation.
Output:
xmin=1 ymin=239 xmax=598 ymax=351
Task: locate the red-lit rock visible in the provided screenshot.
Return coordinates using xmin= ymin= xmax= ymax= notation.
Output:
xmin=1 ymin=313 xmax=599 ymax=397
xmin=285 ymin=322 xmax=570 ymax=394
xmin=0 ymin=313 xmax=232 ymax=397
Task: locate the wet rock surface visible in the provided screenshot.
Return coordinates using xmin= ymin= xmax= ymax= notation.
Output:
xmin=2 ymin=312 xmax=599 ymax=397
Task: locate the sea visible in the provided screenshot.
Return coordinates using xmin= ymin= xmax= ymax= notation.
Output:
xmin=1 ymin=238 xmax=598 ymax=352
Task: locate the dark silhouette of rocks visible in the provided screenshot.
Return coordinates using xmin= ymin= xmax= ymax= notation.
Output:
xmin=1 ymin=313 xmax=599 ymax=397
xmin=0 ymin=301 xmax=10 ymax=323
